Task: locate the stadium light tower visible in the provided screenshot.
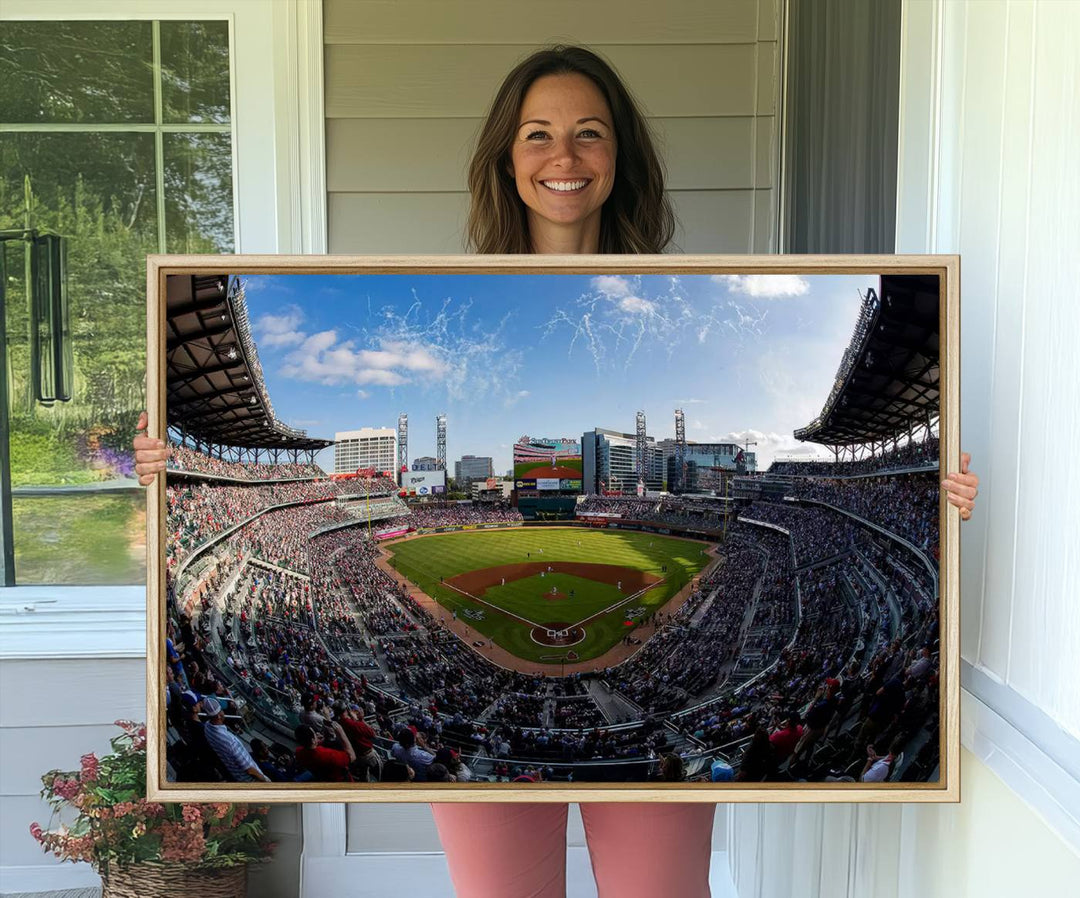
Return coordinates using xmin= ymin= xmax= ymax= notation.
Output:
xmin=397 ymin=413 xmax=408 ymax=485
xmin=635 ymin=410 xmax=647 ymax=496
xmin=674 ymin=408 xmax=686 ymax=493
xmin=436 ymin=414 xmax=447 ymax=470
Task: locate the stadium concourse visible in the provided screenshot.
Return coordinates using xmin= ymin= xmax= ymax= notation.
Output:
xmin=163 ymin=272 xmax=942 ymax=787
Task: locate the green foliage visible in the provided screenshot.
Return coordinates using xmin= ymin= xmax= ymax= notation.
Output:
xmin=2 ymin=20 xmax=234 ymax=490
xmin=30 ymin=721 xmax=274 ymax=873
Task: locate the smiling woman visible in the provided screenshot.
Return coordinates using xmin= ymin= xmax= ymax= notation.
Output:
xmin=466 ymin=45 xmax=674 ymax=254
xmin=509 ymin=73 xmax=617 ymax=253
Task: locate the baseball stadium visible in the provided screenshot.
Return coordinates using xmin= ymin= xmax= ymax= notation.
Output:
xmin=163 ymin=272 xmax=943 ymax=787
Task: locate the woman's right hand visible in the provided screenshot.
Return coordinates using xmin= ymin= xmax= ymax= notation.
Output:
xmin=133 ymin=411 xmax=169 ymax=486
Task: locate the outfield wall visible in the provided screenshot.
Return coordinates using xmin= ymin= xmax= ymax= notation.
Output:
xmin=410 ymin=521 xmax=524 ymax=535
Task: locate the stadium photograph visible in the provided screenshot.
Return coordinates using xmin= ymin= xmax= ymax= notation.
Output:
xmin=152 ymin=263 xmax=950 ymax=796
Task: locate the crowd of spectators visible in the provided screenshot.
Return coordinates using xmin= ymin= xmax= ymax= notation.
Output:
xmin=576 ymin=495 xmax=657 ymax=517
xmin=606 ymin=542 xmax=768 ymax=713
xmin=768 ymin=435 xmax=939 ymax=478
xmin=792 ymin=474 xmax=939 ymax=557
xmin=165 ymin=443 xmax=940 ymax=783
xmin=166 ymin=481 xmax=337 ymax=566
xmin=738 ymin=502 xmax=861 ymax=567
xmin=406 ymin=502 xmax=523 ymax=528
xmin=168 ymin=443 xmax=324 ymax=480
xmin=576 ymin=495 xmax=729 ymax=532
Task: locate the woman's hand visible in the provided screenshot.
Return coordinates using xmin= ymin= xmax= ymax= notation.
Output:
xmin=133 ymin=410 xmax=169 ymax=486
xmin=941 ymin=451 xmax=979 ymax=521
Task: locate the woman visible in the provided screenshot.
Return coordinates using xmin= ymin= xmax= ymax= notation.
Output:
xmin=135 ymin=44 xmax=979 ymax=898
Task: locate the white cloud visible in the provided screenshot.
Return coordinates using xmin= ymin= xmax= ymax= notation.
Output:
xmin=268 ymin=290 xmax=524 ymax=403
xmin=719 ymin=428 xmax=832 ymax=469
xmin=714 ymin=274 xmax=810 ymax=298
xmin=672 ymin=398 xmax=707 ymax=405
xmin=254 ymin=307 xmax=305 ymax=348
xmin=280 ymin=330 xmax=447 ymax=388
xmin=590 ymin=275 xmax=633 ymax=297
xmin=618 ymin=295 xmax=656 ymax=315
xmin=355 ymin=368 xmax=408 ymax=386
xmin=503 ymin=389 xmax=532 ymax=408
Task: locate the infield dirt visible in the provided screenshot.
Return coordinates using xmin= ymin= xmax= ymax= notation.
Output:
xmin=374 ymin=533 xmax=720 ymax=675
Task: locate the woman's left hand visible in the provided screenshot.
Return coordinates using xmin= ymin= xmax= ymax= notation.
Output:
xmin=941 ymin=451 xmax=979 ymax=521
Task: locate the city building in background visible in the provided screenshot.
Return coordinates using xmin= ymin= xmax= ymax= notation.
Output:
xmin=655 ymin=439 xmax=758 ymax=493
xmin=333 ymin=427 xmax=396 ymax=474
xmin=455 ymin=454 xmax=494 ymax=486
xmin=412 ymin=456 xmax=439 ymax=471
xmin=581 ymin=428 xmax=663 ymax=495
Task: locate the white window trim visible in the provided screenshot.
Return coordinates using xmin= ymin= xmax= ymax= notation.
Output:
xmin=896 ymin=0 xmax=1080 ymax=852
xmin=1 ymin=0 xmax=326 ymax=255
xmin=0 ymin=0 xmax=326 ymax=657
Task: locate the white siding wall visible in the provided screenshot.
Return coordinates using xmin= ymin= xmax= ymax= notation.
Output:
xmin=323 ymin=0 xmax=782 ymax=253
xmin=729 ymin=1 xmax=1080 ymax=894
xmin=0 ymin=600 xmax=301 ymax=898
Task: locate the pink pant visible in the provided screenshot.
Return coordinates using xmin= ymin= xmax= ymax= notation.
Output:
xmin=431 ymin=802 xmax=716 ymax=898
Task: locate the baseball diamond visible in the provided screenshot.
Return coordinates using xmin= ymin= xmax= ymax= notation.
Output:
xmin=381 ymin=527 xmax=712 ymax=666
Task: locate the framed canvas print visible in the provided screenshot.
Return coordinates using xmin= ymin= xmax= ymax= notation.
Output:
xmin=145 ymin=254 xmax=959 ymax=803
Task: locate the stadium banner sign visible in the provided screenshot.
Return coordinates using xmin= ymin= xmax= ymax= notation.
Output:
xmin=401 ymin=470 xmax=446 ymax=496
xmin=147 ymin=254 xmax=960 ymax=805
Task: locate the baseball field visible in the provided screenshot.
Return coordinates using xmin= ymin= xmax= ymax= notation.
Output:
xmin=383 ymin=527 xmax=711 ymax=665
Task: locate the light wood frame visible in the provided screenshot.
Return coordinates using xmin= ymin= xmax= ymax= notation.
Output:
xmin=146 ymin=253 xmax=960 ymax=804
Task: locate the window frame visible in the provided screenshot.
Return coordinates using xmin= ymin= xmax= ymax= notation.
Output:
xmin=896 ymin=0 xmax=1080 ymax=853
xmin=0 ymin=0 xmax=326 ymax=654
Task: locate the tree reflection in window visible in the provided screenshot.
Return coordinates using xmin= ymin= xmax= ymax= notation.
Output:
xmin=0 ymin=20 xmax=234 ymax=584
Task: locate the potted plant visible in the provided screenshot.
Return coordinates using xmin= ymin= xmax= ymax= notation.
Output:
xmin=30 ymin=720 xmax=274 ymax=897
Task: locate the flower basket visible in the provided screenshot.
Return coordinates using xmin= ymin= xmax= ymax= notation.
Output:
xmin=101 ymin=861 xmax=247 ymax=898
xmin=31 ymin=721 xmax=273 ymax=892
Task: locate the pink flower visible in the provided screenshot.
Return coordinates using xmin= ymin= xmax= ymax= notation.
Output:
xmin=181 ymin=805 xmax=202 ymax=824
xmin=29 ymin=822 xmax=43 ymax=843
xmin=52 ymin=777 xmax=80 ymax=801
xmin=160 ymin=821 xmax=206 ymax=863
xmin=79 ymin=753 xmax=100 ymax=782
xmin=112 ymin=801 xmax=136 ymax=818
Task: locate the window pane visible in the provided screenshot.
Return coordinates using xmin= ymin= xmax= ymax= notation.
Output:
xmin=164 ymin=132 xmax=235 ymax=252
xmin=160 ymin=21 xmax=232 ymax=124
xmin=0 ymin=22 xmax=154 ymax=124
xmin=12 ymin=494 xmax=145 ymax=585
xmin=2 ymin=132 xmax=155 ymax=584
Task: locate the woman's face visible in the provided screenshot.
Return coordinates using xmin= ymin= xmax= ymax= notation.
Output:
xmin=509 ymin=73 xmax=616 ymax=247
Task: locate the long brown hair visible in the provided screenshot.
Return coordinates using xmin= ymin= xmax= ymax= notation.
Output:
xmin=466 ymin=46 xmax=675 ymax=254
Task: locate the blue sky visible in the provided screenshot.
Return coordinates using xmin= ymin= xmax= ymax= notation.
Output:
xmin=240 ymin=273 xmax=876 ymax=473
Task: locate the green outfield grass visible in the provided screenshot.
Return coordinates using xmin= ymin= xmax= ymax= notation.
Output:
xmin=385 ymin=528 xmax=711 ymax=665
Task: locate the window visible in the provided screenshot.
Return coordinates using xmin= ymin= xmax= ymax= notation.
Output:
xmin=1 ymin=19 xmax=234 ymax=584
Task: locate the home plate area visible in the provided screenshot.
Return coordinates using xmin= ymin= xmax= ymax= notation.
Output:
xmin=443 ymin=561 xmax=660 ymax=649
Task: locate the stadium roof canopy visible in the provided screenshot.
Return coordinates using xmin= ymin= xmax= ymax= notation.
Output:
xmin=794 ymin=274 xmax=939 ymax=449
xmin=166 ymin=274 xmax=333 ymax=453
